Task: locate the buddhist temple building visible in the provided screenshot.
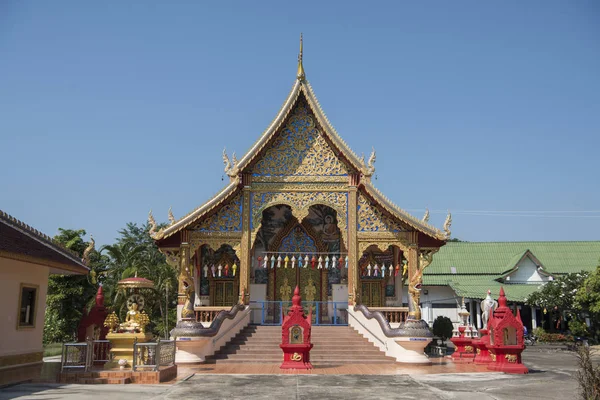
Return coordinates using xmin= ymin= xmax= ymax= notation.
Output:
xmin=0 ymin=210 xmax=90 ymax=385
xmin=150 ymin=36 xmax=451 ymax=327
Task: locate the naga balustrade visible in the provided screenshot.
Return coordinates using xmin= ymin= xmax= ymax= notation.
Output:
xmin=132 ymin=339 xmax=176 ymax=371
xmin=370 ymin=307 xmax=409 ymax=324
xmin=194 ymin=306 xmax=230 ymax=324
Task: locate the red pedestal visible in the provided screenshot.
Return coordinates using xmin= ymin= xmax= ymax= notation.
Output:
xmin=280 ymin=343 xmax=313 ymax=369
xmin=486 ymin=287 xmax=529 ymax=374
xmin=487 ymin=347 xmax=528 ymax=374
xmin=472 ymin=329 xmax=493 ymax=365
xmin=450 ymin=326 xmax=475 ymax=363
xmin=280 ymin=286 xmax=313 ymax=369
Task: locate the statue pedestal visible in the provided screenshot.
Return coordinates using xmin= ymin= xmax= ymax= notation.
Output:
xmin=104 ymin=332 xmax=153 ymax=369
xmin=450 ymin=327 xmax=475 ymax=363
xmin=473 ymin=328 xmax=492 ymax=364
xmin=487 ymin=347 xmax=528 ymax=374
xmin=393 ymin=337 xmax=432 ymax=365
xmin=280 ymin=343 xmax=313 ymax=369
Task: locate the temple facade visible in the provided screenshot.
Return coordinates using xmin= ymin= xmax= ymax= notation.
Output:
xmin=150 ymin=37 xmax=451 ymax=326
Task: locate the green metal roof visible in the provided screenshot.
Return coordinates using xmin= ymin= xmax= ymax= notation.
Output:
xmin=426 ymin=241 xmax=600 ymax=276
xmin=452 ymin=279 xmax=541 ymax=302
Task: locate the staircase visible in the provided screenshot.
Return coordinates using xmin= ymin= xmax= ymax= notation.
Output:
xmin=205 ymin=325 xmax=396 ymax=364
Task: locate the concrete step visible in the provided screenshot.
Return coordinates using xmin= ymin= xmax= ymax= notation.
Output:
xmin=217 ymin=347 xmax=385 ymax=355
xmin=209 ymin=325 xmax=394 ymax=365
xmin=206 ymin=357 xmax=395 ymax=364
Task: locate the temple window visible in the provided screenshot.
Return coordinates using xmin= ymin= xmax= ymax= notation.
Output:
xmin=17 ymin=284 xmax=38 ymax=329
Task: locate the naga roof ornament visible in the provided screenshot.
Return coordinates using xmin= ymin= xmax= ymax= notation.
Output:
xmin=422 ymin=208 xmax=430 ymax=223
xmin=82 ymin=235 xmax=95 ymax=264
xmin=148 ymin=210 xmax=161 ymax=239
xmin=222 ymin=147 xmax=238 ymax=178
xmin=168 ymin=207 xmax=176 ymax=225
xmin=443 ymin=210 xmax=452 ymax=239
xmin=365 ymin=147 xmax=376 ymax=176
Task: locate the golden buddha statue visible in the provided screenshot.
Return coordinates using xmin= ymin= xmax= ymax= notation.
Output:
xmin=122 ymin=302 xmax=141 ymax=331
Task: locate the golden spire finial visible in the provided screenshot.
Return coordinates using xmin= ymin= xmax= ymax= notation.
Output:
xmin=297 ymin=33 xmax=305 ymax=80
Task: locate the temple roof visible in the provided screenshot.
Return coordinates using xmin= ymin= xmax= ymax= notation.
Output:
xmin=0 ymin=210 xmax=90 ymax=274
xmin=158 ymin=179 xmax=239 ymax=239
xmin=361 ymin=182 xmax=446 ymax=240
xmin=155 ymin=40 xmax=447 ymax=242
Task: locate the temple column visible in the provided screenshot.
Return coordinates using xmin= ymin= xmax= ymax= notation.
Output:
xmin=531 ymin=306 xmax=537 ymax=330
xmin=406 ymin=236 xmax=419 ymax=319
xmin=239 ymin=187 xmax=251 ymax=304
xmin=178 ymin=241 xmax=191 ymax=320
xmin=347 ymin=186 xmax=358 ymax=305
xmin=476 ymin=299 xmax=482 ymax=329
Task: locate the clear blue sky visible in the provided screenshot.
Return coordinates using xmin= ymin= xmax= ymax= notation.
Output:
xmin=1 ymin=1 xmax=599 ymax=247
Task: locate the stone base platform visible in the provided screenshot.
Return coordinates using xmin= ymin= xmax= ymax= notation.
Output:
xmin=59 ymin=365 xmax=177 ymax=384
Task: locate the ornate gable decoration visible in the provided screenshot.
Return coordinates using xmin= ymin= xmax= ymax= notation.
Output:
xmin=357 ymin=193 xmax=405 ymax=233
xmin=192 ymin=192 xmax=243 ymax=233
xmin=252 ymin=100 xmax=350 ymax=182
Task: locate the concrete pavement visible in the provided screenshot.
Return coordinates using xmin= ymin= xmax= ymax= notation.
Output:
xmin=0 ymin=350 xmax=582 ymax=400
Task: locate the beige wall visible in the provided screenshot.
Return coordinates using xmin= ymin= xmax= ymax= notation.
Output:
xmin=0 ymin=257 xmax=49 ymax=358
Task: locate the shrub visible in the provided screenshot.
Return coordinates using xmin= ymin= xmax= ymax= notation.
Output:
xmin=576 ymin=346 xmax=600 ymax=399
xmin=534 ymin=328 xmax=574 ymax=343
xmin=570 ymin=319 xmax=590 ymax=337
xmin=432 ymin=316 xmax=454 ymax=344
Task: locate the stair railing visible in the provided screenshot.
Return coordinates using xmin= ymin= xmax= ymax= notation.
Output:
xmin=61 ymin=341 xmax=92 ymax=372
xmin=133 ymin=339 xmax=176 ymax=371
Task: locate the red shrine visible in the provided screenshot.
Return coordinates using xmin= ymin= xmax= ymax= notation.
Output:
xmin=487 ymin=287 xmax=528 ymax=374
xmin=77 ymin=286 xmax=109 ymax=342
xmin=280 ymin=286 xmax=313 ymax=369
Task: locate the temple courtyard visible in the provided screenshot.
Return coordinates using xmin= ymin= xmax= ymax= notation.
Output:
xmin=0 ymin=348 xmax=587 ymax=400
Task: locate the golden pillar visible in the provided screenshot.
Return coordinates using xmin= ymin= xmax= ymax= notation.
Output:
xmin=406 ymin=235 xmax=420 ymax=318
xmin=347 ymin=186 xmax=358 ymax=305
xmin=239 ymin=188 xmax=252 ymax=304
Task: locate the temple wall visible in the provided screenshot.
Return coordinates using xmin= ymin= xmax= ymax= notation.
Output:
xmin=0 ymin=257 xmax=48 ymax=385
xmin=0 ymin=257 xmax=49 ymax=358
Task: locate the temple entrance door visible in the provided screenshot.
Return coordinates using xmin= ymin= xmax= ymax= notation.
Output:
xmin=361 ymin=281 xmax=384 ymax=307
xmin=213 ymin=280 xmax=236 ymax=307
xmin=270 ymin=224 xmax=324 ymax=304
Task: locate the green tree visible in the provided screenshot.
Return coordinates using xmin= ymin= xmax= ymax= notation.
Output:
xmin=526 ymin=271 xmax=590 ymax=333
xmin=432 ymin=316 xmax=454 ymax=344
xmin=101 ymin=222 xmax=177 ymax=338
xmin=575 ymin=263 xmax=600 ymax=339
xmin=43 ymin=229 xmax=107 ymax=344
